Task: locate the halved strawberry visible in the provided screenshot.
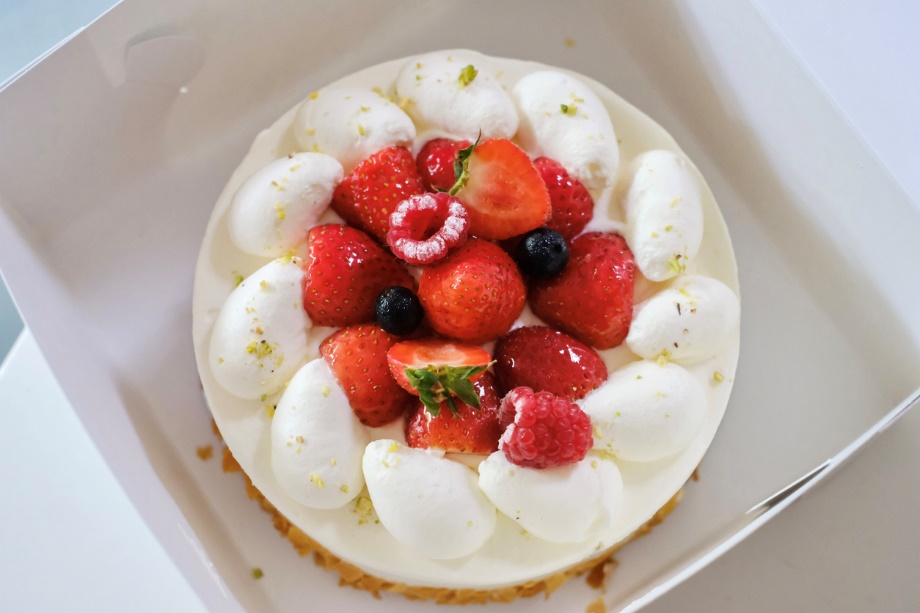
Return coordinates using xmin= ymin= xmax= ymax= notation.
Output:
xmin=454 ymin=139 xmax=551 ymax=240
xmin=529 ymin=232 xmax=636 ymax=349
xmin=304 ymin=224 xmax=414 ymax=327
xmin=418 ymin=239 xmax=526 ymax=344
xmin=320 ymin=324 xmax=413 ymax=427
xmin=387 ymin=339 xmax=491 ymax=415
xmin=405 ymin=372 xmax=502 ymax=454
xmin=331 ymin=146 xmax=425 ymax=242
xmin=493 ymin=326 xmax=608 ymax=400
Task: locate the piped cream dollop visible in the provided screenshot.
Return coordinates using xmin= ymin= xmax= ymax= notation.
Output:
xmin=580 ymin=360 xmax=707 ymax=462
xmin=478 ymin=452 xmax=622 ymax=543
xmin=293 ymin=87 xmax=415 ymax=173
xmin=208 ymin=257 xmax=309 ymax=399
xmin=228 ymin=152 xmax=343 ymax=257
xmin=627 ymin=275 xmax=741 ymax=364
xmin=622 ymin=150 xmax=704 ymax=282
xmin=271 ymin=359 xmax=367 ymax=509
xmin=362 ymin=440 xmax=496 ymax=560
xmin=513 ymin=70 xmax=619 ymax=190
xmin=395 ymin=51 xmax=518 ymax=141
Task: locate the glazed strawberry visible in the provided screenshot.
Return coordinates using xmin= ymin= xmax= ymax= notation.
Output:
xmin=386 ymin=192 xmax=469 ymax=265
xmin=498 ymin=387 xmax=592 ymax=469
xmin=493 ymin=326 xmax=607 ymax=400
xmin=405 ymin=372 xmax=502 ymax=454
xmin=304 ymin=224 xmax=414 ymax=327
xmin=454 ymin=139 xmax=551 ymax=240
xmin=331 ymin=146 xmax=425 ymax=242
xmin=416 ymin=138 xmax=471 ymax=192
xmin=533 ymin=157 xmax=594 ymax=241
xmin=418 ymin=239 xmax=526 ymax=344
xmin=387 ymin=339 xmax=491 ymax=413
xmin=529 ymin=232 xmax=636 ymax=349
xmin=319 ymin=324 xmax=413 ymax=427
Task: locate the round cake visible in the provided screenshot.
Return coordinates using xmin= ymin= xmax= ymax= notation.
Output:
xmin=192 ymin=49 xmax=740 ymax=603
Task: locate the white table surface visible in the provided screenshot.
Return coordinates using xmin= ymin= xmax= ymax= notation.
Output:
xmin=1 ymin=1 xmax=919 ymax=611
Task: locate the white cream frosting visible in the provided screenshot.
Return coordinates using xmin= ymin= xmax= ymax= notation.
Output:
xmin=580 ymin=360 xmax=708 ymax=463
xmin=293 ymin=87 xmax=416 ymax=173
xmin=228 ymin=152 xmax=343 ymax=257
xmin=513 ymin=70 xmax=619 ymax=190
xmin=627 ymin=275 xmax=741 ymax=364
xmin=207 ymin=257 xmax=309 ymax=399
xmin=479 ymin=452 xmax=621 ymax=544
xmin=395 ymin=51 xmax=518 ymax=141
xmin=271 ymin=359 xmax=367 ymax=509
xmin=622 ymin=150 xmax=704 ymax=282
xmin=192 ymin=50 xmax=740 ymax=588
xmin=363 ymin=440 xmax=496 ymax=560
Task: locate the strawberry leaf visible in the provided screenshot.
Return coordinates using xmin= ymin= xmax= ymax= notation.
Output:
xmin=403 ymin=362 xmax=490 ymax=416
xmin=449 ymin=377 xmax=480 ymax=409
xmin=449 ymin=132 xmax=482 ymax=196
xmin=444 ymin=393 xmax=459 ymax=417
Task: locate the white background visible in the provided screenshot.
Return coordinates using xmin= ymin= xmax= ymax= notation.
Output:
xmin=0 ymin=0 xmax=918 ymax=611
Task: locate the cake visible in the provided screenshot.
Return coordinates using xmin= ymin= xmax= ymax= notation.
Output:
xmin=192 ymin=49 xmax=741 ymax=605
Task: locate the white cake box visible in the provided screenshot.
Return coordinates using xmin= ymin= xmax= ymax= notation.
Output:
xmin=1 ymin=1 xmax=918 ymax=611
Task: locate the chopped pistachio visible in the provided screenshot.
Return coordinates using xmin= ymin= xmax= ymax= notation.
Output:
xmin=308 ymin=91 xmax=319 ymax=99
xmin=713 ymin=371 xmax=725 ymax=382
xmin=272 ymin=202 xmax=286 ymax=220
xmin=340 ymin=484 xmax=349 ymax=493
xmin=560 ymin=103 xmax=577 ymax=115
xmin=309 ymin=472 xmax=325 ymax=488
xmin=251 ymin=568 xmax=264 ymax=580
xmin=359 ymin=105 xmax=370 ymax=112
xmin=259 ymin=279 xmax=268 ymax=290
xmin=657 ymin=348 xmax=672 ymax=366
xmin=321 ymin=385 xmax=331 ymax=398
xmin=265 ymin=405 xmax=275 ymax=418
xmin=232 ymin=272 xmax=244 ymax=287
xmin=217 ymin=357 xmax=224 ymax=364
xmin=387 ymin=442 xmax=399 ymax=453
xmin=458 ymin=64 xmax=478 ymax=87
xmin=357 ymin=123 xmax=366 ymax=136
xmin=591 ymin=459 xmax=598 ymax=469
xmin=664 ymin=225 xmax=673 ymax=232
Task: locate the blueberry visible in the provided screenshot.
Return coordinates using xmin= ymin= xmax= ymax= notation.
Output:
xmin=375 ymin=286 xmax=424 ymax=336
xmin=514 ymin=228 xmax=569 ymax=277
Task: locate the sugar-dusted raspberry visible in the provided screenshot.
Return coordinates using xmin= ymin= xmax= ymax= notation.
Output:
xmin=387 ymin=192 xmax=470 ymax=265
xmin=498 ymin=387 xmax=593 ymax=469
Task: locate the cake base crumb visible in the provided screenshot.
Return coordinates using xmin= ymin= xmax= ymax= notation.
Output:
xmin=586 ymin=596 xmax=607 ymax=613
xmin=196 ymin=445 xmax=213 ymax=460
xmin=215 ymin=423 xmax=688 ymax=605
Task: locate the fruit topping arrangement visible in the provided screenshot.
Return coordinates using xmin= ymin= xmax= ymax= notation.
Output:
xmin=208 ymin=52 xmax=741 ymax=561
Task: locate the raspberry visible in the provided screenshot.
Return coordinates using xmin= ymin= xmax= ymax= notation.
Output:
xmin=498 ymin=387 xmax=593 ymax=469
xmin=387 ymin=192 xmax=470 ymax=265
xmin=416 ymin=138 xmax=471 ymax=192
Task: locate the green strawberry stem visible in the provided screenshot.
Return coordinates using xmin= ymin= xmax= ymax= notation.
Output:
xmin=403 ymin=362 xmax=490 ymax=417
xmin=447 ymin=132 xmax=482 ymax=196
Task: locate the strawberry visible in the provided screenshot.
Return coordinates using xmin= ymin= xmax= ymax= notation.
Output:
xmin=493 ymin=326 xmax=607 ymax=400
xmin=331 ymin=146 xmax=425 ymax=242
xmin=529 ymin=232 xmax=636 ymax=350
xmin=405 ymin=372 xmax=502 ymax=454
xmin=304 ymin=224 xmax=414 ymax=327
xmin=387 ymin=339 xmax=491 ymax=414
xmin=533 ymin=157 xmax=594 ymax=241
xmin=418 ymin=239 xmax=526 ymax=344
xmin=319 ymin=324 xmax=413 ymax=427
xmin=416 ymin=138 xmax=471 ymax=192
xmin=454 ymin=139 xmax=551 ymax=240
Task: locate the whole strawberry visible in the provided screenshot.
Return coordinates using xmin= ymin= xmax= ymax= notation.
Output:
xmin=499 ymin=386 xmax=593 ymax=469
xmin=416 ymin=138 xmax=471 ymax=192
xmin=332 ymin=146 xmax=424 ymax=242
xmin=319 ymin=324 xmax=413 ymax=427
xmin=418 ymin=239 xmax=526 ymax=344
xmin=493 ymin=326 xmax=607 ymax=400
xmin=304 ymin=224 xmax=414 ymax=327
xmin=405 ymin=372 xmax=502 ymax=454
xmin=529 ymin=232 xmax=636 ymax=349
xmin=533 ymin=157 xmax=594 ymax=241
